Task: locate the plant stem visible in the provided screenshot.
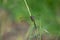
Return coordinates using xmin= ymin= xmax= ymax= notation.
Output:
xmin=24 ymin=0 xmax=39 ymax=40
xmin=24 ymin=0 xmax=31 ymax=16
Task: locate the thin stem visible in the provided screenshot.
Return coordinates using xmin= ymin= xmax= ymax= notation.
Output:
xmin=24 ymin=0 xmax=31 ymax=16
xmin=24 ymin=0 xmax=39 ymax=40
xmin=24 ymin=0 xmax=37 ymax=28
xmin=30 ymin=16 xmax=37 ymax=28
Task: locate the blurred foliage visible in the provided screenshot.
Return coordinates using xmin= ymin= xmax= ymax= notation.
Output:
xmin=0 ymin=0 xmax=60 ymax=40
